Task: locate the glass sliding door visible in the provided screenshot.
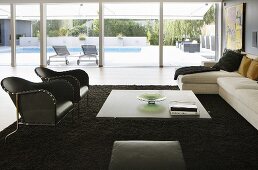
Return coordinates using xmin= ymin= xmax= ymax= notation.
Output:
xmin=163 ymin=2 xmax=216 ymax=67
xmin=16 ymin=4 xmax=40 ymax=65
xmin=0 ymin=5 xmax=11 ymax=65
xmin=103 ymin=3 xmax=159 ymax=67
xmin=46 ymin=3 xmax=99 ymax=66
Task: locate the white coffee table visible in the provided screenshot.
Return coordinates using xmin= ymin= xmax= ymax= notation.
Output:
xmin=97 ymin=90 xmax=211 ymax=119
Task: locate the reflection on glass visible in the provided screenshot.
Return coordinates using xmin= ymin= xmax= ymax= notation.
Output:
xmin=138 ymin=104 xmax=166 ymax=113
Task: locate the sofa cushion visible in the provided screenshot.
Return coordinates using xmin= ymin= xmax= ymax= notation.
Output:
xmin=238 ymin=56 xmax=252 ymax=77
xmin=213 ymin=49 xmax=244 ymax=72
xmin=235 ymin=89 xmax=258 ymax=113
xmin=247 ymin=60 xmax=258 ymax=80
xmin=246 ymin=53 xmax=258 ymax=60
xmin=217 ymin=77 xmax=258 ymax=95
xmin=179 ymin=70 xmax=241 ymax=84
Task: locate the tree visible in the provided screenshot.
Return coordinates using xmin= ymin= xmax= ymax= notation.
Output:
xmin=163 ymin=5 xmax=215 ymax=45
xmin=59 ymin=27 xmax=68 ymax=36
xmin=32 ymin=21 xmax=40 ymax=37
xmin=92 ymin=19 xmax=99 ymax=36
xmin=146 ymin=20 xmax=159 ymax=45
xmin=203 ymin=5 xmax=215 ymax=25
xmin=47 ymin=20 xmax=62 ymax=36
xmin=42 ymin=4 xmax=215 ymax=45
xmin=103 ymin=19 xmax=146 ymax=37
xmin=164 ymin=21 xmax=173 ymax=45
xmin=67 ymin=24 xmax=87 ymax=36
xmin=73 ymin=19 xmax=87 ymax=27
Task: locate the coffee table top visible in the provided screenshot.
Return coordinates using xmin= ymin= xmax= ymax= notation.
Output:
xmin=97 ymin=90 xmax=211 ymax=119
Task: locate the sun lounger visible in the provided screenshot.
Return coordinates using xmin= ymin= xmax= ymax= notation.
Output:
xmin=48 ymin=46 xmax=70 ymax=65
xmin=77 ymin=45 xmax=98 ymax=65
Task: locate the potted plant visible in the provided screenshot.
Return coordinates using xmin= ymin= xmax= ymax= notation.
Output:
xmin=116 ymin=33 xmax=123 ymax=40
xmin=79 ymin=34 xmax=87 ymax=41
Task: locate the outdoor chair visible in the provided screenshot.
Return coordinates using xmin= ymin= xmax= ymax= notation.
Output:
xmin=35 ymin=67 xmax=89 ymax=116
xmin=77 ymin=45 xmax=98 ymax=65
xmin=48 ymin=46 xmax=70 ymax=65
xmin=1 ymin=77 xmax=74 ymax=142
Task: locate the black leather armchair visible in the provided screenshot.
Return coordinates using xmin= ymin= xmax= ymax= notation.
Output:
xmin=1 ymin=77 xmax=74 ymax=142
xmin=34 ymin=67 xmax=89 ymax=115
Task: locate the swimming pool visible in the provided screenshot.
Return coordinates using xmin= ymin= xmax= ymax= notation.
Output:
xmin=0 ymin=47 xmax=141 ymax=53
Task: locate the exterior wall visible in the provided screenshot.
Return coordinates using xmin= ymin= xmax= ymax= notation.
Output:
xmin=222 ymin=0 xmax=258 ymax=55
xmin=0 ymin=20 xmax=11 ymax=46
xmin=0 ymin=19 xmax=31 ymax=46
xmin=3 ymin=20 xmax=10 ymax=46
xmin=19 ymin=36 xmax=148 ymax=47
xmin=0 ymin=20 xmax=4 ymax=45
xmin=16 ymin=20 xmax=32 ymax=37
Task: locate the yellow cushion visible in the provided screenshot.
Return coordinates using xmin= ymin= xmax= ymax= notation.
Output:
xmin=238 ymin=56 xmax=252 ymax=77
xmin=247 ymin=60 xmax=258 ymax=80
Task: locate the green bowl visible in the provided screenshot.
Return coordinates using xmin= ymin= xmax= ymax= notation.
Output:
xmin=137 ymin=93 xmax=166 ymax=104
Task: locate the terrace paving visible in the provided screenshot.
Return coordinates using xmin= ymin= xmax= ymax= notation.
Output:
xmin=0 ymin=46 xmax=215 ymax=66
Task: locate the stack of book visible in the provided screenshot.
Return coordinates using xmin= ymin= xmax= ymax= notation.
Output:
xmin=169 ymin=101 xmax=199 ymax=116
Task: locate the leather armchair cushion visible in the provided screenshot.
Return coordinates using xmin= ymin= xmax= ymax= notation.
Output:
xmin=109 ymin=141 xmax=186 ymax=170
xmin=56 ymin=100 xmax=73 ymax=121
xmin=80 ymin=86 xmax=89 ymax=99
xmin=35 ymin=67 xmax=89 ymax=103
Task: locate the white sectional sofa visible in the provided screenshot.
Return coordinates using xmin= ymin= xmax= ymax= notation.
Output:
xmin=218 ymin=77 xmax=258 ymax=130
xmin=177 ymin=70 xmax=241 ymax=94
xmin=177 ymin=54 xmax=258 ymax=130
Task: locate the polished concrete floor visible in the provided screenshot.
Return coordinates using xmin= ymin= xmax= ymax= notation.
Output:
xmin=0 ymin=66 xmax=178 ymax=131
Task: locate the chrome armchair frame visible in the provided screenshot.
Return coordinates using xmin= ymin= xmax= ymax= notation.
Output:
xmin=1 ymin=77 xmax=74 ymax=143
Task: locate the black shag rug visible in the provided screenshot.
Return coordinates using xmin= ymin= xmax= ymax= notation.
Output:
xmin=1 ymin=85 xmax=258 ymax=170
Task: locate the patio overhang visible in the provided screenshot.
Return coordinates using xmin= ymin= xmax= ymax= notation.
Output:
xmin=0 ymin=2 xmax=212 ymax=20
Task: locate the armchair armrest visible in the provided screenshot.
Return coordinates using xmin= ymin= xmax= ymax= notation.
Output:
xmin=201 ymin=61 xmax=217 ymax=67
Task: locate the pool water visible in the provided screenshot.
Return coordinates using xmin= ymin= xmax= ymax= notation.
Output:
xmin=0 ymin=47 xmax=141 ymax=53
